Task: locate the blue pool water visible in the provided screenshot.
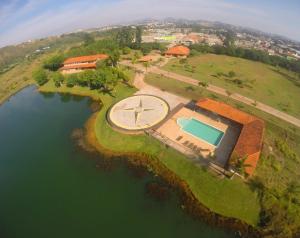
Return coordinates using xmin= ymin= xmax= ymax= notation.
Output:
xmin=177 ymin=118 xmax=224 ymax=146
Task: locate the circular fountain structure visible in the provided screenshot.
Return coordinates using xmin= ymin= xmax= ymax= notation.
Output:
xmin=107 ymin=95 xmax=169 ymax=132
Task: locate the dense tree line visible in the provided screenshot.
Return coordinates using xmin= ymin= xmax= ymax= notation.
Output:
xmin=115 ymin=26 xmax=166 ymax=55
xmin=0 ymin=31 xmax=111 ymax=73
xmin=190 ymin=44 xmax=300 ymax=74
xmin=34 ymin=37 xmax=129 ymax=91
xmin=43 ymin=54 xmax=65 ymax=71
xmin=32 ymin=68 xmax=48 ymax=86
xmin=39 ymin=27 xmax=166 ymax=74
xmin=33 ymin=66 xmax=129 ymax=92
xmin=62 ymin=67 xmax=128 ymax=92
xmin=65 ymin=39 xmax=120 ymax=58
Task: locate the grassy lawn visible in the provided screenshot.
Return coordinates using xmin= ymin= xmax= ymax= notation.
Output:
xmin=145 ymin=72 xmax=300 ymax=230
xmin=0 ymin=56 xmax=46 ymax=105
xmin=39 ymin=79 xmax=260 ymax=226
xmin=163 ymin=54 xmax=300 ymax=118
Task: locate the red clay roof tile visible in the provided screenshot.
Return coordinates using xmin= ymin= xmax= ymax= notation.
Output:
xmin=196 ymin=98 xmax=264 ymax=176
xmin=165 ymin=45 xmax=190 ymax=56
xmin=63 ymin=54 xmax=108 ymax=65
xmin=60 ymin=63 xmax=96 ymax=70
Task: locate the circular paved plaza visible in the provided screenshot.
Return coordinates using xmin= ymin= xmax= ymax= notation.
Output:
xmin=108 ymin=95 xmax=169 ymax=131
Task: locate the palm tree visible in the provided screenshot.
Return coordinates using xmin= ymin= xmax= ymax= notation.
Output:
xmin=107 ymin=50 xmax=120 ymax=68
xmin=248 ymin=177 xmax=265 ymax=202
xmin=231 ymin=154 xmax=252 ymax=178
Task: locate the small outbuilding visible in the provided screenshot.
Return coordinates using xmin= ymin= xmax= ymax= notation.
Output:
xmin=165 ymin=45 xmax=190 ymax=57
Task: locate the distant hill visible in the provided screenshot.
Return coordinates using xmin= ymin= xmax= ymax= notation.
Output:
xmin=0 ymin=32 xmax=100 ymax=73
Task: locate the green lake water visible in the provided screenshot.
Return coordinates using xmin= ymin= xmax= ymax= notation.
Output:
xmin=0 ymin=86 xmax=236 ymax=238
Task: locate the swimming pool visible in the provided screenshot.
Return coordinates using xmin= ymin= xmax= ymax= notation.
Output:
xmin=177 ymin=118 xmax=224 ymax=146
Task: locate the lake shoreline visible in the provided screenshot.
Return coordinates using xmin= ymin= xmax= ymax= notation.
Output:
xmin=37 ymin=84 xmax=262 ymax=237
xmin=0 ymin=82 xmax=34 ymax=106
xmin=83 ymin=112 xmax=261 ymax=238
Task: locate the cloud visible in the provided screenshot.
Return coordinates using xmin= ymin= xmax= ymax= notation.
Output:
xmin=0 ymin=0 xmax=299 ymax=47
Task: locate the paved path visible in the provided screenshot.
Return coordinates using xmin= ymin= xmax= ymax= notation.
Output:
xmin=129 ymin=65 xmax=189 ymax=110
xmin=121 ymin=60 xmax=300 ymax=128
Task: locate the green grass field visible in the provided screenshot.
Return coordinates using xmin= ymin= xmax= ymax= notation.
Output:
xmin=0 ymin=56 xmax=45 ymax=105
xmin=5 ymin=46 xmax=299 ymax=232
xmin=39 ymin=79 xmax=260 ymax=226
xmin=145 ymin=72 xmax=300 ymax=231
xmin=163 ymin=54 xmax=300 ymax=118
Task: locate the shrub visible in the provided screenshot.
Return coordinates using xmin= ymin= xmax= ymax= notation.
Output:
xmin=228 ymin=70 xmax=236 ymax=78
xmin=122 ymin=47 xmax=131 ymax=54
xmin=274 ymin=138 xmax=298 ymax=161
xmin=189 ymin=49 xmax=199 ymax=57
xmin=65 ymin=74 xmax=78 ymax=87
xmin=32 ymin=68 xmax=48 ymax=86
xmin=43 ymin=55 xmax=64 ymax=71
xmin=179 ymin=58 xmax=187 ymax=64
xmin=51 ymin=72 xmax=64 ymax=87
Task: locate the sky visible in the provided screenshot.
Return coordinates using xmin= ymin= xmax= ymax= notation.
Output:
xmin=0 ymin=0 xmax=300 ymax=47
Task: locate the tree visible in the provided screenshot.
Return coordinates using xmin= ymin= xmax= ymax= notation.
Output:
xmin=134 ymin=51 xmax=142 ymax=60
xmin=198 ymin=81 xmax=208 ymax=95
xmin=189 ymin=49 xmax=199 ymax=57
xmin=248 ymin=177 xmax=265 ymax=202
xmin=78 ymin=70 xmax=94 ymax=87
xmin=143 ymin=62 xmax=150 ymax=71
xmin=82 ymin=33 xmax=95 ymax=46
xmin=135 ymin=26 xmax=143 ymax=49
xmin=223 ymin=30 xmax=236 ymax=48
xmin=141 ymin=44 xmax=152 ymax=55
xmin=51 ymin=72 xmax=64 ymax=87
xmin=158 ymin=44 xmax=167 ymax=53
xmin=65 ymin=74 xmax=78 ymax=87
xmin=106 ymin=50 xmax=120 ymax=67
xmin=43 ymin=55 xmax=64 ymax=71
xmin=33 ymin=68 xmax=48 ymax=85
xmin=116 ymin=27 xmax=134 ymax=47
xmin=116 ymin=68 xmax=129 ymax=83
xmin=122 ymin=47 xmax=131 ymax=55
xmin=228 ymin=70 xmax=236 ymax=78
xmin=96 ymin=59 xmax=107 ymax=69
xmin=131 ymin=56 xmax=137 ymax=65
xmin=230 ymin=155 xmax=252 ymax=178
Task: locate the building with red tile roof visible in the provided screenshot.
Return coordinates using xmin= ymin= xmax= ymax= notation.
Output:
xmin=165 ymin=45 xmax=190 ymax=57
xmin=196 ymin=98 xmax=264 ymax=176
xmin=61 ymin=54 xmax=108 ymax=74
xmin=60 ymin=63 xmax=97 ymax=71
xmin=138 ymin=55 xmax=154 ymax=62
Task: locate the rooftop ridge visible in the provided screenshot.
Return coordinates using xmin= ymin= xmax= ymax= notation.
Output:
xmin=196 ymin=98 xmax=264 ymax=175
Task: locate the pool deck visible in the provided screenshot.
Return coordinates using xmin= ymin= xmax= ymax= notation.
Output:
xmin=155 ymin=107 xmax=241 ymax=167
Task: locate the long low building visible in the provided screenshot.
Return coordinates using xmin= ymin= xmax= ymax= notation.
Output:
xmin=196 ymin=98 xmax=264 ymax=176
xmin=60 ymin=54 xmax=108 ymax=74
